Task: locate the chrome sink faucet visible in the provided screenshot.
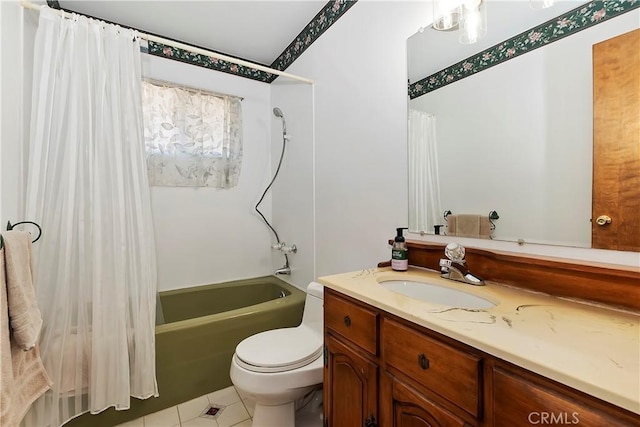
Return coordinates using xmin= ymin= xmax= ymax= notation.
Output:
xmin=439 ymin=243 xmax=484 ymax=286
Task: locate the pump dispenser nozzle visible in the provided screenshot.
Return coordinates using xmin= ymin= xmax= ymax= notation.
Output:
xmin=395 ymin=227 xmax=408 ymax=242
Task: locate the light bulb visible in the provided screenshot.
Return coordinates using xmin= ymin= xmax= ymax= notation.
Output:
xmin=530 ymin=0 xmax=555 ymax=10
xmin=459 ymin=0 xmax=487 ymax=44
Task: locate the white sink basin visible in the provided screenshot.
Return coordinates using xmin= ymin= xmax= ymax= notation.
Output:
xmin=379 ymin=280 xmax=496 ymax=309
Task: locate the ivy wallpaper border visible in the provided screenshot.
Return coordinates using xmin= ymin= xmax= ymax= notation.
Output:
xmin=147 ymin=0 xmax=358 ymax=84
xmin=409 ymin=0 xmax=640 ymax=100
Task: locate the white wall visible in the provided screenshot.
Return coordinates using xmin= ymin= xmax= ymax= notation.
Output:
xmin=0 ymin=1 xmax=37 ymax=226
xmin=277 ymin=1 xmax=430 ymax=277
xmin=1 ymin=2 xmax=3 ymax=222
xmin=1 ymin=0 xmax=25 ymax=226
xmin=278 ymin=0 xmax=639 ymax=272
xmin=141 ymin=55 xmax=276 ymax=291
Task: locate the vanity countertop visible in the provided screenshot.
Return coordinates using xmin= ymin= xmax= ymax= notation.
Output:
xmin=318 ymin=267 xmax=640 ymax=415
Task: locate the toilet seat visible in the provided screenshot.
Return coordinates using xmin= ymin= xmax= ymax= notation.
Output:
xmin=235 ymin=326 xmax=322 ymax=373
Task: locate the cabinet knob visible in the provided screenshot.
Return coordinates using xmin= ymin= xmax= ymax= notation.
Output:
xmin=363 ymin=414 xmax=376 ymax=427
xmin=343 ymin=315 xmax=351 ymax=327
xmin=418 ymin=353 xmax=430 ymax=370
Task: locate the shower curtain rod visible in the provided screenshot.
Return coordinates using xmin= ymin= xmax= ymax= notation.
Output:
xmin=20 ymin=0 xmax=314 ymax=85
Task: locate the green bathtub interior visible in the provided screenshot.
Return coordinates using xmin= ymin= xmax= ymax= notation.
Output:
xmin=66 ymin=276 xmax=305 ymax=427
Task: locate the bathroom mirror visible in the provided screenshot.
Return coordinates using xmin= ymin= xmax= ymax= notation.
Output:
xmin=407 ymin=1 xmax=640 ymax=250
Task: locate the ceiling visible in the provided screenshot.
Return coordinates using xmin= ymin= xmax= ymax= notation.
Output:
xmin=57 ymin=1 xmax=328 ymax=66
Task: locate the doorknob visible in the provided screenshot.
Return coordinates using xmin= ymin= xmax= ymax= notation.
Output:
xmin=596 ymin=215 xmax=612 ymax=226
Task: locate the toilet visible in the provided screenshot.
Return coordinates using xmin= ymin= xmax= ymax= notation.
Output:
xmin=230 ymin=282 xmax=324 ymax=427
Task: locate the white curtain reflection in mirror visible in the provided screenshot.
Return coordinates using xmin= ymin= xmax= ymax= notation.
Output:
xmin=408 ymin=110 xmax=442 ymax=234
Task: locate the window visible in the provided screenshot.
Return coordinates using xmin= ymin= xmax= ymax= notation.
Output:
xmin=142 ymin=80 xmax=243 ymax=187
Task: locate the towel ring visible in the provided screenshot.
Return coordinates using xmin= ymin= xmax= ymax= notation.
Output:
xmin=0 ymin=220 xmax=43 ymax=250
xmin=488 ymin=211 xmax=499 ymax=231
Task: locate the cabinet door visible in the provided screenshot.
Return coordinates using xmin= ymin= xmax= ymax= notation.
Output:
xmin=381 ymin=373 xmax=471 ymax=427
xmin=324 ymin=334 xmax=378 ymax=427
xmin=492 ymin=365 xmax=640 ymax=426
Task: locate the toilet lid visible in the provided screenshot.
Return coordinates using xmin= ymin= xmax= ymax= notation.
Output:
xmin=235 ymin=326 xmax=323 ymax=373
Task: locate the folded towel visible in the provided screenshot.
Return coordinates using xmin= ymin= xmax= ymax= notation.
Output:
xmin=447 ymin=215 xmax=492 ymax=239
xmin=3 ymin=231 xmax=43 ymax=350
xmin=0 ymin=246 xmax=53 ymax=427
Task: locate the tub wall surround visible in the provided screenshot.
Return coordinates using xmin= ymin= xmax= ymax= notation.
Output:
xmin=141 ymin=54 xmax=278 ymax=292
xmin=409 ymin=0 xmax=640 ymax=99
xmin=270 ymin=81 xmax=316 ymax=288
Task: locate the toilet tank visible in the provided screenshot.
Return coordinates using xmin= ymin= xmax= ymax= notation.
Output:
xmin=301 ymin=282 xmax=323 ymax=334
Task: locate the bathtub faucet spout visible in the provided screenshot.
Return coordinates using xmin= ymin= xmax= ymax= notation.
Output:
xmin=275 ymin=265 xmax=291 ymax=275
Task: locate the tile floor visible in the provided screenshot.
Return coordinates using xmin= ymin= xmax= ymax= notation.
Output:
xmin=116 ymin=386 xmax=255 ymax=427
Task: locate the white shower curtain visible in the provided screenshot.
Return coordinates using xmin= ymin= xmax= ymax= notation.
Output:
xmin=24 ymin=7 xmax=158 ymax=426
xmin=408 ymin=110 xmax=443 ymax=234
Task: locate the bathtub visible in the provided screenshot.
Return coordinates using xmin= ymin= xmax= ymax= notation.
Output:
xmin=66 ymin=275 xmax=305 ymax=427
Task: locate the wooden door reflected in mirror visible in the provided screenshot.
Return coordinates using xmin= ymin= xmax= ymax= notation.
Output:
xmin=592 ymin=28 xmax=640 ymax=251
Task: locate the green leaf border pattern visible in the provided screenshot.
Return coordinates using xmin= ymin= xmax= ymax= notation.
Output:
xmin=409 ymin=0 xmax=640 ymax=99
xmin=147 ymin=41 xmax=275 ymax=83
xmin=268 ymin=0 xmax=358 ymax=82
xmin=146 ymin=0 xmax=358 ymax=83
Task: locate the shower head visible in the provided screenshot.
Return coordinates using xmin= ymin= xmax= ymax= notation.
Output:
xmin=273 ymin=107 xmax=287 ymax=136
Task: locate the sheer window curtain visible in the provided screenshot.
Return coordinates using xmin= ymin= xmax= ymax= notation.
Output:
xmin=24 ymin=7 xmax=158 ymax=426
xmin=142 ymin=80 xmax=243 ymax=188
xmin=408 ymin=110 xmax=443 ymax=234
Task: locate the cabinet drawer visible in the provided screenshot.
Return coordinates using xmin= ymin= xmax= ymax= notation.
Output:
xmin=325 ymin=290 xmax=378 ymax=355
xmin=382 ymin=318 xmax=481 ymax=418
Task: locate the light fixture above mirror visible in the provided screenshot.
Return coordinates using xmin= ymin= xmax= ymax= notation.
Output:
xmin=432 ymin=0 xmax=461 ymax=31
xmin=432 ymin=0 xmax=487 ymax=45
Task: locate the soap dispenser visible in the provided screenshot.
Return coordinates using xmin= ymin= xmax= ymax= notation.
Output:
xmin=391 ymin=227 xmax=409 ymax=271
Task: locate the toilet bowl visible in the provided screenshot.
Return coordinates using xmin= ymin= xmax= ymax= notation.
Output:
xmin=230 ymin=282 xmax=324 ymax=427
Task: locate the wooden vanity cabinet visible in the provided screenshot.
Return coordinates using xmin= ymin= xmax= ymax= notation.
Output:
xmin=490 ymin=363 xmax=640 ymax=427
xmin=324 ymin=289 xmax=380 ymax=427
xmin=324 ymin=289 xmax=475 ymax=427
xmin=323 ymin=288 xmax=640 ymax=427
